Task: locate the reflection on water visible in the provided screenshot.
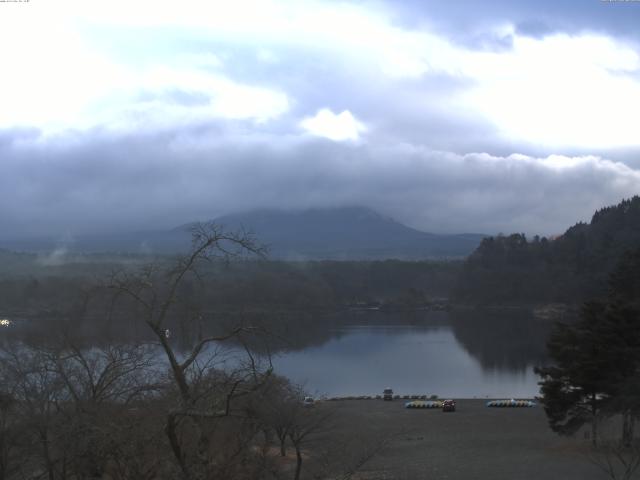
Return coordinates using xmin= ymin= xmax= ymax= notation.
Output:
xmin=4 ymin=307 xmax=556 ymax=398
xmin=271 ymin=310 xmax=552 ymax=398
xmin=450 ymin=308 xmax=553 ymax=373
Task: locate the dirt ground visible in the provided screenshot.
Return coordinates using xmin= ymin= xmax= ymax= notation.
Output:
xmin=315 ymin=399 xmax=614 ymax=480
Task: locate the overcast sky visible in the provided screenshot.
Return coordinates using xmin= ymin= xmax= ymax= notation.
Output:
xmin=1 ymin=0 xmax=640 ymax=238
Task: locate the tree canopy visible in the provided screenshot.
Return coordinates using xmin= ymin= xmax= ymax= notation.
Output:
xmin=536 ymin=248 xmax=640 ymax=446
xmin=456 ymin=196 xmax=640 ymax=305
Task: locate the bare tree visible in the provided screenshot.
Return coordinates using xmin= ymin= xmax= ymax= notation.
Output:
xmin=0 ymin=391 xmax=23 ymax=480
xmin=105 ymin=222 xmax=273 ymax=479
xmin=587 ymin=440 xmax=640 ymax=480
xmin=0 ymin=343 xmax=68 ymax=480
xmin=584 ymin=412 xmax=640 ymax=480
xmin=254 ymin=376 xmax=300 ymax=458
xmin=287 ymin=406 xmax=334 ymax=480
xmin=0 ymin=334 xmax=162 ymax=480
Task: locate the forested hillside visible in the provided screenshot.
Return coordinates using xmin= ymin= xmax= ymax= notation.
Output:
xmin=0 ymin=254 xmax=459 ymax=316
xmin=455 ymin=196 xmax=640 ymax=304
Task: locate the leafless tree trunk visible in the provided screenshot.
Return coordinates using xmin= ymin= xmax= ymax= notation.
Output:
xmin=622 ymin=410 xmax=635 ymax=448
xmin=585 ymin=414 xmax=640 ymax=480
xmin=105 ymin=222 xmax=271 ymax=479
xmin=288 ymin=408 xmax=333 ymax=480
xmin=587 ymin=440 xmax=640 ymax=480
xmin=1 ymin=332 xmax=162 ymax=480
xmin=0 ymin=393 xmax=21 ymax=480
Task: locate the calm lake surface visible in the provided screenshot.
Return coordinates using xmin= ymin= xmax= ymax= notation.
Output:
xmin=270 ymin=309 xmax=552 ymax=398
xmin=3 ymin=307 xmax=555 ymax=399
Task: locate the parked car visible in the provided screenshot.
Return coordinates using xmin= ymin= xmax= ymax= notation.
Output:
xmin=303 ymin=396 xmax=315 ymax=407
xmin=383 ymin=388 xmax=394 ymax=401
xmin=442 ymin=399 xmax=456 ymax=412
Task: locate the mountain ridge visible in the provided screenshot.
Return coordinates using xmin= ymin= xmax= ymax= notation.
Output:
xmin=0 ymin=206 xmax=485 ymax=260
xmin=179 ymin=206 xmax=485 ymax=259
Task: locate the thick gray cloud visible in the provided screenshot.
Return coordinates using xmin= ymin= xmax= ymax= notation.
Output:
xmin=2 ymin=127 xmax=639 ymax=238
xmin=392 ymin=0 xmax=640 ymax=44
xmin=1 ymin=0 xmax=640 ymax=240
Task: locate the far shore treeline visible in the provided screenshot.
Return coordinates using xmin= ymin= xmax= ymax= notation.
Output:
xmin=0 ymin=255 xmax=458 ymax=316
xmin=2 ymin=196 xmax=640 ymax=318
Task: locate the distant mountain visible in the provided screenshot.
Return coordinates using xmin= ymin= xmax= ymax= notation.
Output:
xmin=208 ymin=207 xmax=485 ymax=260
xmin=455 ymin=196 xmax=640 ymax=304
xmin=0 ymin=207 xmax=485 ymax=260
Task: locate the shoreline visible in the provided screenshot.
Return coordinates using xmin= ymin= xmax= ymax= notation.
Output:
xmin=319 ymin=395 xmax=540 ymax=401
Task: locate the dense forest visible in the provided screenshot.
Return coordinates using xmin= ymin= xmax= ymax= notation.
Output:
xmin=0 ymin=250 xmax=460 ymax=349
xmin=0 ymin=255 xmax=458 ymax=313
xmin=455 ymin=196 xmax=640 ymax=305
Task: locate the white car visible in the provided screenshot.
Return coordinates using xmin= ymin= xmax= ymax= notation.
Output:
xmin=303 ymin=396 xmax=315 ymax=407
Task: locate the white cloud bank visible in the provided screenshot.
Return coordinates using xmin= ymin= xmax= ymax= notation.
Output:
xmin=1 ymin=0 xmax=639 ymax=151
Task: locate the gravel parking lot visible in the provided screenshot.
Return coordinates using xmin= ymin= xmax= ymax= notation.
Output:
xmin=320 ymin=399 xmax=608 ymax=480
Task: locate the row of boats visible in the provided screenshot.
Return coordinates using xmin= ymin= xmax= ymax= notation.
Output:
xmin=404 ymin=399 xmax=536 ymax=409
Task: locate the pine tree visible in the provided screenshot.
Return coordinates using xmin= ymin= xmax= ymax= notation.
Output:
xmin=535 ymin=302 xmax=611 ymax=446
xmin=537 ymin=248 xmax=640 ymax=446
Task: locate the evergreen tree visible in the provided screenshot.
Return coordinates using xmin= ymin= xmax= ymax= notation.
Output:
xmin=537 ymin=248 xmax=640 ymax=446
xmin=535 ymin=302 xmax=611 ymax=446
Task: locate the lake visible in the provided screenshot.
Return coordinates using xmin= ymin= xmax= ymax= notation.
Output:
xmin=269 ymin=309 xmax=552 ymax=398
xmin=2 ymin=307 xmax=555 ymax=399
